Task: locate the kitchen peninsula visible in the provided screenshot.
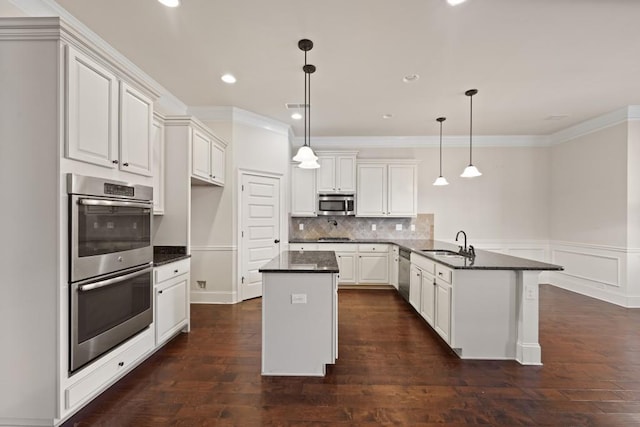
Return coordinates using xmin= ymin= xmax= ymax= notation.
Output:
xmin=259 ymin=251 xmax=339 ymax=376
xmin=289 ymin=238 xmax=563 ymax=365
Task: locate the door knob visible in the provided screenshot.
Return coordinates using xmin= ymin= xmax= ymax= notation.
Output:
xmin=274 ymin=239 xmax=280 ymax=243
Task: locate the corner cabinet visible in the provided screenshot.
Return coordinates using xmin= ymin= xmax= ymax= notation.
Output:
xmin=191 ymin=126 xmax=226 ymax=186
xmin=65 ymin=45 xmax=153 ymax=176
xmin=315 ymin=151 xmax=358 ymax=193
xmin=291 ymin=164 xmax=317 ymax=217
xmin=356 ymin=160 xmax=418 ymax=217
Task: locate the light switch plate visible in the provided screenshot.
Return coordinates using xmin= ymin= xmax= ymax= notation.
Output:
xmin=291 ymin=293 xmax=307 ymax=304
xmin=411 ymin=224 xmax=416 ymax=231
xmin=371 ymin=224 xmax=376 ymax=231
xmin=396 ymin=224 xmax=402 ymax=231
xmin=299 ymin=223 xmax=304 ymax=230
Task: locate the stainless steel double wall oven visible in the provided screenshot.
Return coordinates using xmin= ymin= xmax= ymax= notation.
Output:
xmin=68 ymin=174 xmax=153 ymax=372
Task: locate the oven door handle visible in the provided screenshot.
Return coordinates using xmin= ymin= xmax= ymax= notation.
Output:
xmin=78 ymin=264 xmax=153 ymax=292
xmin=78 ymin=199 xmax=152 ymax=209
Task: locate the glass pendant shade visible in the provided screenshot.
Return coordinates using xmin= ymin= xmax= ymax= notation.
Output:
xmin=433 ymin=176 xmax=449 ymax=186
xmin=292 ymin=145 xmax=317 ymax=162
xmin=298 ymin=159 xmax=320 ymax=169
xmin=461 ymin=164 xmax=482 ymax=178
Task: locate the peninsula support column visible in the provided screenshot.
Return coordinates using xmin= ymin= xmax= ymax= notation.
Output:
xmin=515 ymin=270 xmax=542 ymax=365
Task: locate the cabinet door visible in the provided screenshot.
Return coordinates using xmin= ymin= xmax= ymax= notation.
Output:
xmin=388 ymin=164 xmax=417 ymax=217
xmin=210 ymin=141 xmax=225 ymax=186
xmin=151 ymin=117 xmax=165 ymax=214
xmin=409 ymin=265 xmax=421 ymax=311
xmin=316 ymin=156 xmax=336 ymax=192
xmin=356 ymin=164 xmax=387 ymax=216
xmin=119 ymin=82 xmax=153 ymax=176
xmin=336 ymin=252 xmax=357 ymax=284
xmin=291 ymin=165 xmax=317 ymax=216
xmin=192 ymin=129 xmax=211 ymax=181
xmin=434 ymin=279 xmax=452 ymax=344
xmin=336 ymin=156 xmax=356 ymax=192
xmin=66 ymin=45 xmax=118 ymax=168
xmin=389 ymin=246 xmax=399 ymax=287
xmin=420 ymin=272 xmax=435 ymax=326
xmin=156 ymin=278 xmax=188 ymax=345
xmin=358 ymin=253 xmax=389 ymax=284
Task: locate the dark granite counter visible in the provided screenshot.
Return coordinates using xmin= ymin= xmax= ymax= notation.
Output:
xmin=153 ymin=246 xmax=191 ymax=267
xmin=289 ymin=238 xmax=563 ymax=271
xmin=259 ymin=251 xmax=339 ymax=273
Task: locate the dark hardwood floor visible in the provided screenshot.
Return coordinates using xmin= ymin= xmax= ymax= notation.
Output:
xmin=63 ymin=285 xmax=640 ymax=426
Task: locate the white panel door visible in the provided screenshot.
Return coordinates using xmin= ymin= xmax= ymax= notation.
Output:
xmin=356 ymin=164 xmax=387 ymax=216
xmin=66 ymin=45 xmax=118 ymax=168
xmin=119 ymin=82 xmax=153 ymax=176
xmin=241 ymin=174 xmax=281 ymax=300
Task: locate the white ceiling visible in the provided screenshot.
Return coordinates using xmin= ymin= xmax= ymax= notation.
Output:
xmin=7 ymin=0 xmax=640 ymax=138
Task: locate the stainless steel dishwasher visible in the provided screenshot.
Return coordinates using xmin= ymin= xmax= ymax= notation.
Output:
xmin=398 ymin=248 xmax=411 ymax=301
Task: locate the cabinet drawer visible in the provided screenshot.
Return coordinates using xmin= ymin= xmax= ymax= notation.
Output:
xmin=289 ymin=243 xmax=319 ymax=251
xmin=411 ymin=253 xmax=435 ymax=275
xmin=155 ymin=258 xmax=190 ymax=284
xmin=316 ymin=243 xmax=358 ymax=252
xmin=65 ymin=329 xmax=153 ymax=410
xmin=358 ymin=244 xmax=388 ymax=253
xmin=435 ymin=264 xmax=452 ymax=284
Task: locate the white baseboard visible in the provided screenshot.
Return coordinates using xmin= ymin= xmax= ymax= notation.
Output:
xmin=190 ymin=290 xmax=238 ymax=304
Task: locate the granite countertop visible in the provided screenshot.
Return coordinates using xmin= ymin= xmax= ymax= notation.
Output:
xmin=153 ymin=246 xmax=191 ymax=267
xmin=289 ymin=238 xmax=563 ymax=271
xmin=259 ymin=251 xmax=339 ymax=273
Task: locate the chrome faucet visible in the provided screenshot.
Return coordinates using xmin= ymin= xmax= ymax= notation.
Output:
xmin=455 ymin=230 xmax=475 ymax=258
xmin=328 ymin=219 xmax=338 ymax=227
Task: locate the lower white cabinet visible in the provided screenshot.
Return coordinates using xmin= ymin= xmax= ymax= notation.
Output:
xmin=336 ymin=252 xmax=357 ymax=284
xmin=434 ymin=279 xmax=452 ymax=344
xmin=389 ymin=245 xmax=399 ymax=287
xmin=420 ymin=271 xmax=435 ymax=327
xmin=154 ymin=258 xmax=190 ymax=346
xmin=411 ymin=253 xmax=452 ymax=344
xmin=409 ymin=265 xmax=421 ymax=311
xmin=357 ymin=244 xmax=389 ymax=284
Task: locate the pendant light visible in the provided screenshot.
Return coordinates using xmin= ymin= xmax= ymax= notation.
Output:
xmin=461 ymin=89 xmax=482 ymax=178
xmin=433 ymin=117 xmax=449 ymax=186
xmin=292 ymin=39 xmax=320 ymax=169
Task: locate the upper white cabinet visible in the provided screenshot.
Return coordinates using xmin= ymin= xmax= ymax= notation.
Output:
xmin=65 ymin=45 xmax=153 ymax=177
xmin=316 ymin=151 xmax=357 ymax=193
xmin=151 ymin=114 xmax=165 ymax=215
xmin=190 ymin=125 xmax=226 ymax=186
xmin=290 ymin=164 xmax=317 ymax=217
xmin=356 ymin=160 xmax=418 ymax=217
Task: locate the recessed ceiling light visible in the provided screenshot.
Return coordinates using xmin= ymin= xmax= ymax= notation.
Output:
xmin=221 ymin=74 xmax=237 ymax=84
xmin=383 ymin=114 xmax=393 ymax=119
xmin=158 ymin=0 xmax=180 ymax=7
xmin=402 ymin=74 xmax=420 ymax=83
xmin=447 ymin=0 xmax=467 ymax=6
xmin=291 ymin=112 xmax=302 ymax=120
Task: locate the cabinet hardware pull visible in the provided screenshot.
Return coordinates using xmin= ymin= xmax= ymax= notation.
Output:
xmin=112 ymin=160 xmax=119 ymax=164
xmin=174 ymin=269 xmax=179 ymax=273
xmin=118 ymin=361 xmax=124 ymax=367
xmin=123 ymin=162 xmax=129 ymax=167
xmin=274 ymin=239 xmax=280 ymax=244
xmin=159 ymin=290 xmax=163 ymax=294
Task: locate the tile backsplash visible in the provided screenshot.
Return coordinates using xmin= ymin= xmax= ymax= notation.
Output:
xmin=289 ymin=214 xmax=434 ymax=240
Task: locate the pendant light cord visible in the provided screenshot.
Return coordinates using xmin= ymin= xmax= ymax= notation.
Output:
xmin=304 ymin=50 xmax=308 ymax=148
xmin=469 ymin=93 xmax=473 ymax=164
xmin=439 ymin=120 xmax=443 ymax=176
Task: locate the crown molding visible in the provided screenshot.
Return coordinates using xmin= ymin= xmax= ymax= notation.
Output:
xmin=548 ymin=106 xmax=640 ymax=146
xmin=293 ymin=135 xmax=550 ymax=149
xmin=189 ymin=106 xmax=290 ymax=136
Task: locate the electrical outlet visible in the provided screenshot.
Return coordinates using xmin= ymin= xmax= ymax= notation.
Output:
xmin=525 ymin=285 xmax=537 ymax=300
xmin=299 ymin=223 xmax=304 ymax=231
xmin=197 ymin=280 xmax=206 ymax=289
xmin=396 ymin=224 xmax=402 ymax=231
xmin=291 ymin=293 xmax=307 ymax=304
xmin=411 ymin=224 xmax=416 ymax=231
xmin=371 ymin=224 xmax=376 ymax=231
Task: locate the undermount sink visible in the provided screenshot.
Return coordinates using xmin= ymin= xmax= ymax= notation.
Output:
xmin=421 ymin=249 xmax=466 ymax=258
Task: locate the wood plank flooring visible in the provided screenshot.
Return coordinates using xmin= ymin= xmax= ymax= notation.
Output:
xmin=62 ymin=285 xmax=640 ymax=426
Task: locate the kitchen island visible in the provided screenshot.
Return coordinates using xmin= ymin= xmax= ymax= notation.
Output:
xmin=259 ymin=251 xmax=339 ymax=376
xmin=290 ymin=238 xmax=563 ymax=365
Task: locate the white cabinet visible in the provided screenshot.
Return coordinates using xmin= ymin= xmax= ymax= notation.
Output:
xmin=66 ymin=45 xmax=118 ymax=169
xmin=389 ymin=245 xmax=399 ymax=287
xmin=191 ymin=127 xmax=226 ymax=186
xmin=65 ymin=45 xmax=153 ymax=176
xmin=357 ymin=244 xmax=389 ymax=284
xmin=356 ymin=161 xmax=418 ymax=217
xmin=151 ymin=114 xmax=165 ymax=215
xmin=336 ymin=252 xmax=357 ymax=284
xmin=409 ymin=264 xmax=422 ymax=311
xmin=420 ymin=270 xmax=435 ymax=327
xmin=316 ymin=151 xmax=357 ymax=193
xmin=291 ymin=165 xmax=317 ymax=216
xmin=434 ymin=264 xmax=453 ymax=344
xmin=119 ymin=81 xmax=153 ymax=176
xmin=154 ymin=258 xmax=190 ymax=347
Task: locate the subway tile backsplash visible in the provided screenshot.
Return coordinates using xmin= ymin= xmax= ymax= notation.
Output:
xmin=289 ymin=214 xmax=434 ymax=240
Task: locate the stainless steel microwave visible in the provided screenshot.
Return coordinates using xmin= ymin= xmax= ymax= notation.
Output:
xmin=317 ymin=194 xmax=355 ymax=216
